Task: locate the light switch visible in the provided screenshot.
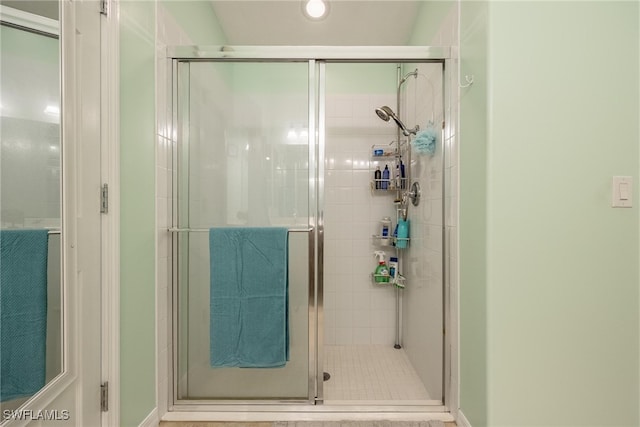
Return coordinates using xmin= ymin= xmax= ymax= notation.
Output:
xmin=619 ymin=182 xmax=629 ymax=200
xmin=612 ymin=176 xmax=632 ymax=208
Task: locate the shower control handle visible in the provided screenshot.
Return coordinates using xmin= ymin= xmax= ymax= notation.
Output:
xmin=406 ymin=182 xmax=421 ymax=207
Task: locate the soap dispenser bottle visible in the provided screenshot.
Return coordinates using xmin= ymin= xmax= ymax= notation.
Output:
xmin=373 ymin=251 xmax=390 ymax=283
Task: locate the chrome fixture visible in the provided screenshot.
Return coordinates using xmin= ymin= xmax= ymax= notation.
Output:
xmin=374 ymin=105 xmax=419 ymax=136
xmin=399 ymin=69 xmax=418 ymax=86
xmin=399 ymin=181 xmax=420 ymax=207
xmin=407 ymin=181 xmax=421 ymax=206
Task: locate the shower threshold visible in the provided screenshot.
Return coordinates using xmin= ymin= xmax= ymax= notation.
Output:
xmin=162 ymin=407 xmax=453 ymax=423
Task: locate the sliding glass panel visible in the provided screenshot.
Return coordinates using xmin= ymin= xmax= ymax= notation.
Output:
xmin=174 ymin=61 xmax=310 ymax=400
xmin=321 ymin=62 xmax=444 ymax=404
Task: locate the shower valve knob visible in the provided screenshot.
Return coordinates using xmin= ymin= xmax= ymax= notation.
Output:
xmin=406 ymin=182 xmax=421 ymax=207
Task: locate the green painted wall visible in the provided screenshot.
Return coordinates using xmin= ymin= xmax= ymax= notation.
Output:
xmin=160 ymin=0 xmax=226 ymax=44
xmin=119 ymin=1 xmax=157 ymax=425
xmin=326 ymin=62 xmax=397 ymax=94
xmin=459 ymin=1 xmax=639 ymax=426
xmin=459 ymin=1 xmax=489 ymax=425
xmin=409 ymin=0 xmax=456 ymax=46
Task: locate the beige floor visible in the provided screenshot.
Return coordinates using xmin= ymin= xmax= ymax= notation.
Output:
xmin=159 ymin=423 xmax=456 ymax=427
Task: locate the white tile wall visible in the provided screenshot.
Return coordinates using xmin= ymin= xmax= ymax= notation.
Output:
xmin=324 ymin=89 xmax=399 ymax=347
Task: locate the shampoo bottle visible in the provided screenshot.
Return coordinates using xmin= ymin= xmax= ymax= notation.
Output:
xmin=382 ymin=165 xmax=390 ymax=190
xmin=396 ymin=219 xmax=409 ymax=249
xmin=380 ymin=217 xmax=391 ymax=245
xmin=374 ymin=166 xmax=381 ymax=189
xmin=388 ymin=256 xmax=398 ymax=281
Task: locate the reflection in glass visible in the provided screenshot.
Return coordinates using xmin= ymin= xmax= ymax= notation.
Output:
xmin=0 ymin=10 xmax=62 ymax=411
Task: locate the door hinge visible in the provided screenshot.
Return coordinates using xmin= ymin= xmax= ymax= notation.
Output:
xmin=101 ymin=183 xmax=109 ymax=214
xmin=100 ymin=0 xmax=109 ymax=16
xmin=100 ymin=382 xmax=109 ymax=412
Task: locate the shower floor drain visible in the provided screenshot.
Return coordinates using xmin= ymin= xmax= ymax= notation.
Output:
xmin=323 ymin=372 xmax=331 ymax=381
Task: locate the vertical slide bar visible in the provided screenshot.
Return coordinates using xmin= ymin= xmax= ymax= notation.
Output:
xmin=316 ymin=61 xmax=326 ymax=402
xmin=394 ymin=64 xmax=402 ymax=349
xmin=307 ymin=59 xmax=317 ymax=403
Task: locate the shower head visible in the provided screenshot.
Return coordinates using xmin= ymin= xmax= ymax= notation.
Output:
xmin=375 ymin=106 xmax=393 ymax=122
xmin=374 ymin=106 xmax=419 ymax=136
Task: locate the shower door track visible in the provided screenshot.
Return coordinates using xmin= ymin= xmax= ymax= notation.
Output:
xmin=167 ymin=45 xmax=452 ymax=414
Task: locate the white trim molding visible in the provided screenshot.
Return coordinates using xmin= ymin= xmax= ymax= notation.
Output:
xmin=457 ymin=410 xmax=472 ymax=427
xmin=138 ymin=408 xmax=159 ymax=427
xmin=100 ymin=0 xmax=121 ymax=425
xmin=0 ymin=5 xmax=59 ymax=36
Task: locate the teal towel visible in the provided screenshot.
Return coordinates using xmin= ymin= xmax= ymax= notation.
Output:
xmin=210 ymin=227 xmax=289 ymax=368
xmin=0 ymin=229 xmax=48 ymax=402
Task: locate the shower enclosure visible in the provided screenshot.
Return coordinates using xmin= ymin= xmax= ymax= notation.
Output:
xmin=167 ymin=46 xmax=451 ymax=409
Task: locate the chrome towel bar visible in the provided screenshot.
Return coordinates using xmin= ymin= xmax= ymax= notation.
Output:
xmin=168 ymin=227 xmax=312 ymax=233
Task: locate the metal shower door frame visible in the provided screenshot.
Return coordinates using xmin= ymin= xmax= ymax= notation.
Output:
xmin=167 ymin=45 xmax=452 ymax=412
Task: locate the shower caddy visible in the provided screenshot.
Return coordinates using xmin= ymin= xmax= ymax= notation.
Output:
xmin=370 ymin=142 xmax=409 ymax=288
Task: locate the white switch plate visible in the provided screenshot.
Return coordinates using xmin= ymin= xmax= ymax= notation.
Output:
xmin=612 ymin=176 xmax=632 ymax=208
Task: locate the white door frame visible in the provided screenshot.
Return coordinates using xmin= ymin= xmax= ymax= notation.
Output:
xmin=99 ymin=0 xmax=120 ymax=424
xmin=165 ymin=46 xmax=455 ymax=417
xmin=0 ymin=1 xmax=119 ymax=425
xmin=0 ymin=1 xmax=112 ymax=425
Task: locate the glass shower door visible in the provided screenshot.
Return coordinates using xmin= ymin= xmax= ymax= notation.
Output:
xmin=173 ymin=61 xmax=313 ymax=401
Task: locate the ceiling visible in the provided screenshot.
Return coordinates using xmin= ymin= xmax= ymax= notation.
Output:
xmin=210 ymin=1 xmax=422 ymax=46
xmin=0 ymin=1 xmax=422 ymax=45
xmin=0 ymin=1 xmax=58 ymax=20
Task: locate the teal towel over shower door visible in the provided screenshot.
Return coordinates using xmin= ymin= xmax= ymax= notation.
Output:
xmin=209 ymin=227 xmax=289 ymax=368
xmin=0 ymin=229 xmax=48 ymax=402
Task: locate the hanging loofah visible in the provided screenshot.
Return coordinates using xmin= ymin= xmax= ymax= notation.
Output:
xmin=411 ymin=122 xmax=437 ymax=156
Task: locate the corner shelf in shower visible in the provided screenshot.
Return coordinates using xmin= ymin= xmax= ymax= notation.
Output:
xmin=370 ymin=272 xmax=406 ymax=288
xmin=371 ymin=142 xmax=397 ymax=158
xmin=369 ymin=143 xmax=408 ymax=194
xmin=369 ymin=179 xmax=408 ymax=193
xmin=372 ymin=234 xmax=410 ymax=248
xmin=371 ymin=272 xmax=390 ymax=285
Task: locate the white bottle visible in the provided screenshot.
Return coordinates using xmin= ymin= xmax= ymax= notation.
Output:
xmin=388 ymin=256 xmax=399 ymax=281
xmin=380 ymin=217 xmax=391 ymax=245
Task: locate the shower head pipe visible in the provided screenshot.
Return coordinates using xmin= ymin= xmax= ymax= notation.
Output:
xmin=374 ymin=105 xmax=419 ymax=136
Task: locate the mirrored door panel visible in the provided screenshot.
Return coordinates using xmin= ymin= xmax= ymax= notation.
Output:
xmin=0 ymin=4 xmax=63 ymax=411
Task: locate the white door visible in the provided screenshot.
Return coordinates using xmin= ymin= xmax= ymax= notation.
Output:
xmin=0 ymin=0 xmax=107 ymax=425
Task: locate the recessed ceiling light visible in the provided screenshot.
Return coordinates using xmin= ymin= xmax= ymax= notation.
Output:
xmin=303 ymin=0 xmax=328 ymax=20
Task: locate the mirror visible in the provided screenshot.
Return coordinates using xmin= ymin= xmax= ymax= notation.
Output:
xmin=0 ymin=0 xmax=62 ymax=412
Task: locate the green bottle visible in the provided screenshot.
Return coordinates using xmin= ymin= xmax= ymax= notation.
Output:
xmin=374 ymin=251 xmax=390 ymax=283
